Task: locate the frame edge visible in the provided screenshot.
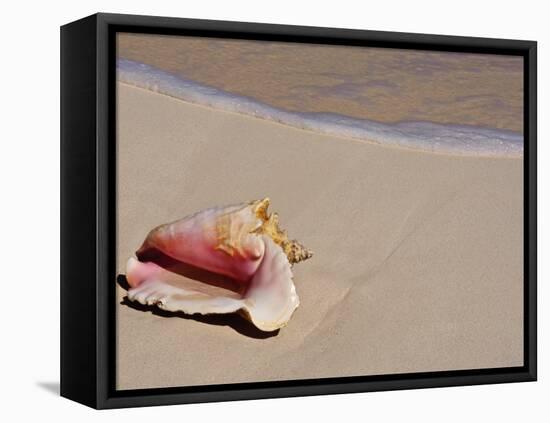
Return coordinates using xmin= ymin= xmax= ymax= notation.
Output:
xmin=80 ymin=12 xmax=538 ymax=409
xmin=526 ymin=41 xmax=537 ymax=381
xmin=60 ymin=13 xmax=100 ymax=409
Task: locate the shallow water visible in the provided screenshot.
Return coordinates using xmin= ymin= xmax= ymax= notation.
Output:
xmin=117 ymin=33 xmax=524 ymax=133
xmin=118 ymin=58 xmax=523 ymax=157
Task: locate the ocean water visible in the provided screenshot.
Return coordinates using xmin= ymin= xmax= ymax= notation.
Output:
xmin=118 ymin=34 xmax=524 ymax=133
xmin=117 ymin=58 xmax=523 ymax=158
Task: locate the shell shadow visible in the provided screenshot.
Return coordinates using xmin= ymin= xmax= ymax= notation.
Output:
xmin=116 ymin=274 xmax=279 ymax=339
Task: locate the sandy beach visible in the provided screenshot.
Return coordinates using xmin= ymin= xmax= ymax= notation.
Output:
xmin=115 ymin=83 xmax=523 ymax=390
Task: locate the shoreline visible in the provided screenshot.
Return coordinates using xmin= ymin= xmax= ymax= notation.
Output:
xmin=116 ymin=57 xmax=523 ymax=158
xmin=119 ymin=81 xmax=523 ymax=160
xmin=117 ymin=33 xmax=523 ymax=132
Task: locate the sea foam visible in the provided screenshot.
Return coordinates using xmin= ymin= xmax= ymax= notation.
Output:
xmin=117 ymin=59 xmax=523 ymax=157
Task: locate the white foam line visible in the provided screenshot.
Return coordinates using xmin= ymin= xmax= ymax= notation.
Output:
xmin=117 ymin=58 xmax=523 ymax=158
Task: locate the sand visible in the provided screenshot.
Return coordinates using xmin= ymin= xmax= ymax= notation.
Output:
xmin=116 ymin=83 xmax=524 ymax=390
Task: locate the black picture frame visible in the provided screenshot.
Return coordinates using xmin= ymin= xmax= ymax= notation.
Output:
xmin=60 ymin=12 xmax=537 ymax=409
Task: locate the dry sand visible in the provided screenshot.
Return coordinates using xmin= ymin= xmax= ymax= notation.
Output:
xmin=116 ymin=83 xmax=523 ymax=390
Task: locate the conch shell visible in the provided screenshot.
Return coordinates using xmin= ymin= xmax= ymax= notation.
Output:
xmin=125 ymin=198 xmax=312 ymax=332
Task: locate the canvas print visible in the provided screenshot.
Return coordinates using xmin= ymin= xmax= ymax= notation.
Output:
xmin=115 ymin=33 xmax=523 ymax=390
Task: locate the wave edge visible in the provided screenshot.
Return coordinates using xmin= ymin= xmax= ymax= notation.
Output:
xmin=117 ymin=58 xmax=523 ymax=158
